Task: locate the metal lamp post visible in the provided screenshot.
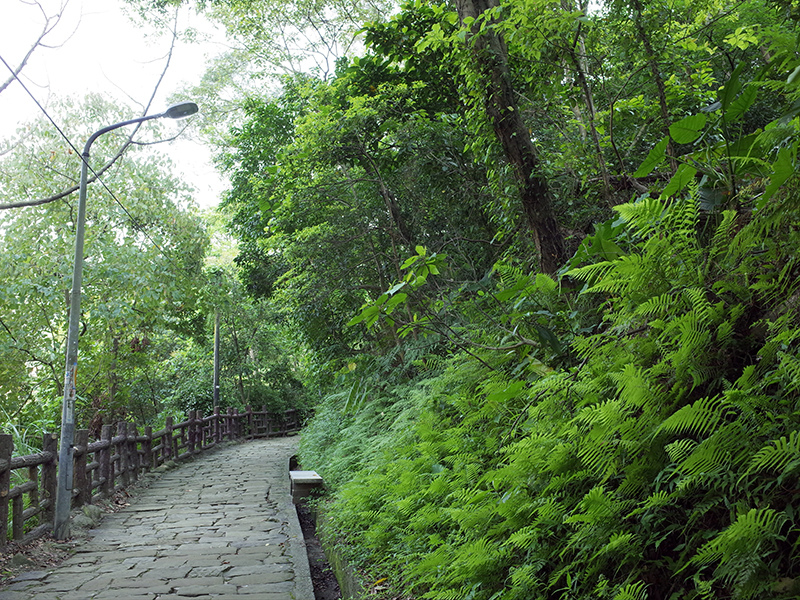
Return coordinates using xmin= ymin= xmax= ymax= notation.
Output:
xmin=53 ymin=102 xmax=199 ymax=540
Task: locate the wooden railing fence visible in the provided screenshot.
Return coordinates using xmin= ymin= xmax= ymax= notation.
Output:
xmin=0 ymin=406 xmax=301 ymax=547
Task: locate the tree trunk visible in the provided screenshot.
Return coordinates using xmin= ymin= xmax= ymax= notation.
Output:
xmin=455 ymin=0 xmax=566 ymax=274
xmin=567 ymin=31 xmax=612 ymax=203
xmin=628 ymin=0 xmax=676 ymax=171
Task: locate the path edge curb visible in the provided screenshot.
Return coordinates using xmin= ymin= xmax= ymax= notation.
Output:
xmin=274 ymin=436 xmax=315 ymax=600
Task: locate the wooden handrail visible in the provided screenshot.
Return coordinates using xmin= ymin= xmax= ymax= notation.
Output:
xmin=0 ymin=405 xmax=305 ymax=546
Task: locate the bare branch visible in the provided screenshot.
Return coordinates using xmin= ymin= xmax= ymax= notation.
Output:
xmin=0 ymin=9 xmax=181 ymax=211
xmin=0 ymin=0 xmax=71 ymax=95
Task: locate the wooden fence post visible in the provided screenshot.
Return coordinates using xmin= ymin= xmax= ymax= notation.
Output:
xmin=128 ymin=423 xmax=139 ymax=483
xmin=99 ymin=425 xmax=112 ymax=499
xmin=42 ymin=433 xmax=57 ymax=524
xmin=187 ymin=411 xmax=196 ymax=455
xmin=0 ymin=434 xmax=13 ymax=548
xmin=73 ymin=430 xmax=89 ymax=508
xmin=143 ymin=426 xmax=153 ymax=471
xmin=172 ymin=421 xmax=180 ymax=459
xmin=225 ymin=407 xmax=233 ymax=441
xmin=117 ymin=422 xmax=129 ymax=487
xmin=261 ymin=404 xmax=272 ymax=438
xmin=246 ymin=405 xmax=253 ymax=439
xmin=164 ymin=416 xmax=173 ymax=462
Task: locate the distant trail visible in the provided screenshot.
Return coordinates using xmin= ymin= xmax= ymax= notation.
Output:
xmin=0 ymin=437 xmax=314 ymax=600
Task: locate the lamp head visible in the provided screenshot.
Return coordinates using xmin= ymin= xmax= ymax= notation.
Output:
xmin=164 ymin=102 xmax=199 ymax=119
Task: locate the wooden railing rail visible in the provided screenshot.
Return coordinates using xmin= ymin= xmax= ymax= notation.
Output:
xmin=0 ymin=405 xmax=302 ymax=546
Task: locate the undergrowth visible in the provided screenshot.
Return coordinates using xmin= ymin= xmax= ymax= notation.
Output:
xmin=299 ymin=127 xmax=800 ymax=599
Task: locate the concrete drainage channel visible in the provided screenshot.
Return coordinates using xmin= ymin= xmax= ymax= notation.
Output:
xmin=290 ymin=457 xmax=343 ymax=600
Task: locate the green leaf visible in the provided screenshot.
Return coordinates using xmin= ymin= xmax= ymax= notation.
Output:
xmin=724 ymin=84 xmax=758 ymax=123
xmin=384 ymin=293 xmax=408 ymax=314
xmin=660 ymin=164 xmax=697 ymax=198
xmin=669 ymin=114 xmax=706 ymax=144
xmin=387 ymin=282 xmax=407 ymax=295
xmin=634 ymin=137 xmax=669 ymax=177
xmin=401 ymin=255 xmax=420 ymax=269
xmin=720 ymin=63 xmax=745 ymax=111
xmin=787 ymin=64 xmax=800 ymax=86
xmin=758 ymin=145 xmax=796 ymax=209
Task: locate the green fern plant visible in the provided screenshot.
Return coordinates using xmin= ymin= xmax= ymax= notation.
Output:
xmin=688 ymin=508 xmax=789 ymax=598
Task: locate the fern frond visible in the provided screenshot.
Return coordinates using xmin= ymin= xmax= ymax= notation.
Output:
xmin=614 ymin=196 xmax=666 ymax=236
xmin=777 ymin=351 xmax=800 ymax=393
xmin=612 ymin=364 xmax=663 ymax=408
xmin=507 ymin=525 xmax=539 ymax=550
xmin=565 ymin=485 xmax=615 ymax=525
xmin=568 ymin=260 xmax=617 ymax=284
xmin=493 ymin=261 xmax=526 ymax=289
xmin=657 ymin=396 xmax=733 ymax=439
xmin=745 ymin=430 xmax=800 ymax=477
xmin=587 ymin=255 xmax=648 ymax=294
xmin=509 ymin=563 xmax=544 ymax=590
xmin=634 ymin=292 xmax=675 ymax=318
xmin=613 ymin=580 xmax=648 ymax=600
xmin=708 ymin=209 xmax=738 ymax=262
xmin=577 ymin=438 xmax=617 ymax=478
xmin=665 ymin=438 xmax=698 ymax=463
xmin=682 ymin=287 xmax=714 ymax=324
xmin=716 ymin=319 xmax=734 ymax=344
xmin=596 ymin=531 xmax=637 ymax=557
xmin=688 ymin=507 xmax=788 ymax=594
xmin=639 ymin=490 xmax=672 ymax=512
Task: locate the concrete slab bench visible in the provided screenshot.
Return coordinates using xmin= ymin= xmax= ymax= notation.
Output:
xmin=289 ymin=470 xmax=324 ymax=503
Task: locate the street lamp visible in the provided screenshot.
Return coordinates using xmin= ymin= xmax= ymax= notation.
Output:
xmin=53 ymin=102 xmax=199 ymax=540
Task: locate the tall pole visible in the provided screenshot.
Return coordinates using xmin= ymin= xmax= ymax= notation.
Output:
xmin=213 ymin=308 xmax=220 ymax=409
xmin=53 ymin=103 xmax=198 ymax=540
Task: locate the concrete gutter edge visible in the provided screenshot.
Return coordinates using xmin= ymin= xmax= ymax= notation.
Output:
xmin=274 ymin=439 xmax=315 ymax=600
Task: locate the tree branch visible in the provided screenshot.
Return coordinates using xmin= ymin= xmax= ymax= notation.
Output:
xmin=0 ymin=8 xmax=180 ymax=211
xmin=0 ymin=0 xmax=71 ymax=96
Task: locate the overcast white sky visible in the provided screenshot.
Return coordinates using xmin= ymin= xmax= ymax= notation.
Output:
xmin=0 ymin=0 xmax=227 ymax=208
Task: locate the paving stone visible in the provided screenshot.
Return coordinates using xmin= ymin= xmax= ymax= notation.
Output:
xmin=188 ymin=565 xmax=232 ymax=577
xmin=90 ymin=591 xmax=158 ymax=599
xmin=0 ymin=438 xmax=313 ymax=600
xmin=228 ymin=571 xmax=293 ymax=585
xmin=0 ymin=592 xmax=33 ymax=600
xmin=235 ymin=581 xmax=295 ymax=593
xmin=167 ymin=575 xmax=226 ymax=587
xmin=7 ymin=571 xmax=49 ymax=582
xmin=171 ymin=583 xmax=238 ymax=596
xmin=227 ymin=564 xmax=293 ymax=576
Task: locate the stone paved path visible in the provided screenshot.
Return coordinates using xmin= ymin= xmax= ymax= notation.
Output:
xmin=0 ymin=437 xmax=314 ymax=600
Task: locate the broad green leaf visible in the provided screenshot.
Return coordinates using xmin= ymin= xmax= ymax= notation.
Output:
xmin=724 ymin=85 xmax=758 ymax=123
xmin=401 ymin=255 xmax=421 ymax=269
xmin=660 ymin=164 xmax=698 ymax=198
xmin=669 ymin=114 xmax=706 ymax=144
xmin=387 ymin=282 xmax=407 ymax=295
xmin=788 ymin=64 xmax=800 ymax=86
xmin=384 ymin=293 xmax=408 ymax=314
xmin=634 ymin=137 xmax=669 ymax=177
xmin=720 ymin=63 xmax=745 ymax=111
